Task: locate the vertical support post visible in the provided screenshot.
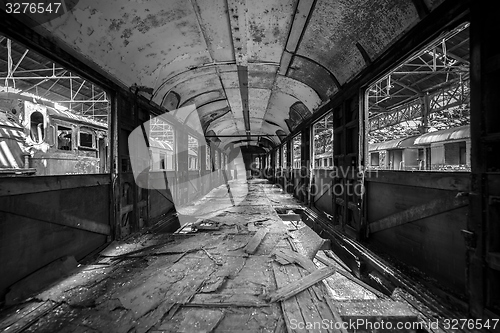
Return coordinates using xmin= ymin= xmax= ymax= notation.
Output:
xmin=302 ymin=127 xmax=310 ymax=204
xmin=420 ymin=94 xmax=430 ymax=134
xmin=469 ymin=0 xmax=500 ymax=320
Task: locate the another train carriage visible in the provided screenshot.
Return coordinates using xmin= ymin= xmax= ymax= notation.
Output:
xmin=368 ymin=135 xmax=420 ymax=170
xmin=0 ymin=117 xmax=35 ymax=175
xmin=313 ymin=151 xmax=334 ymax=169
xmin=0 ymin=92 xmax=108 ymax=176
xmin=149 ymin=137 xmax=175 ymax=171
xmin=414 ymin=125 xmax=471 ymax=171
xmin=368 ymin=125 xmax=471 ymax=171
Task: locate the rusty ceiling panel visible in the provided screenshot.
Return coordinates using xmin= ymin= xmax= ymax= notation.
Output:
xmin=274 ymin=76 xmax=321 ymax=111
xmin=207 ymin=113 xmax=240 ymax=134
xmin=287 ymin=56 xmax=338 ymax=101
xmin=191 ymin=0 xmax=234 ymax=62
xmin=152 ymin=66 xmax=217 ymax=104
xmin=262 ymin=91 xmax=297 ymax=133
xmin=246 ymin=0 xmax=296 ymax=63
xmin=160 ymin=73 xmax=223 ymax=106
xmin=30 ymin=0 xmax=442 ymax=146
xmin=197 ymin=100 xmax=230 ymax=117
xmin=200 ymin=107 xmax=231 ymax=132
xmin=222 ymin=84 xmax=245 ymax=132
xmin=180 ymin=90 xmax=226 ymax=108
xmin=42 ymin=0 xmax=212 ymax=89
xmin=248 ymin=63 xmax=277 ymax=89
xmin=297 ymin=0 xmax=419 ymax=86
xmin=227 ymin=0 xmax=248 ymax=66
xmin=249 ymin=88 xmax=272 ymax=121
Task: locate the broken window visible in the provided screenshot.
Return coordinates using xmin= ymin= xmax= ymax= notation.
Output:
xmin=206 ymin=144 xmax=211 ymax=170
xmin=365 ymin=22 xmax=470 ymax=172
xmin=282 ymin=144 xmax=287 ymax=169
xmin=30 ymin=111 xmax=45 ymax=143
xmin=275 ymin=149 xmax=280 ymax=169
xmin=149 ymin=118 xmax=175 ymax=171
xmin=214 ymin=150 xmax=219 ymax=170
xmin=160 ymin=153 xmax=166 ymax=170
xmin=312 ymin=112 xmax=333 ymax=169
xmin=370 ymin=152 xmax=380 ymax=166
xmin=79 ymin=128 xmax=94 ymax=149
xmin=188 ymin=135 xmax=198 ymax=170
xmin=0 ymin=34 xmax=110 ymax=175
xmin=293 ymin=134 xmax=301 ymax=169
xmin=57 ymin=125 xmax=72 ymax=150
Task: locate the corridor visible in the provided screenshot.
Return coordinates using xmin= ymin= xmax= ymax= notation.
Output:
xmin=0 ymin=179 xmax=419 ymax=333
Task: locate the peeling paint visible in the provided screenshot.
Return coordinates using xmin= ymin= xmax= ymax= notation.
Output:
xmin=36 ymin=0 xmax=427 ymax=141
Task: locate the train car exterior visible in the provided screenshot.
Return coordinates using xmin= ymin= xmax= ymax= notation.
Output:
xmin=0 ymin=92 xmax=108 ymax=176
xmin=368 ymin=125 xmax=470 ymax=171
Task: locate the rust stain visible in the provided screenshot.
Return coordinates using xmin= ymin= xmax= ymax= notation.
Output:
xmin=250 ymin=22 xmax=265 ymax=43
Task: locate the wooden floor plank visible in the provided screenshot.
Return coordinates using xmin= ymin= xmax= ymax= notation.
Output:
xmin=244 ymin=228 xmax=268 ymax=254
xmin=268 ymin=267 xmax=336 ymax=303
xmin=272 ymin=262 xmax=309 ymax=333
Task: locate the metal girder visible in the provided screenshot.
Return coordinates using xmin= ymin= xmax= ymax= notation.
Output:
xmin=369 ymin=78 xmax=470 ymax=132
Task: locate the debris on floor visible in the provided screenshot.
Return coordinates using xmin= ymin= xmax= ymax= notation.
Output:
xmin=0 ymin=179 xmax=429 ymax=333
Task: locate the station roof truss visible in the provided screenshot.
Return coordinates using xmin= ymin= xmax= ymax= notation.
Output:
xmin=367 ymin=22 xmax=470 ymax=133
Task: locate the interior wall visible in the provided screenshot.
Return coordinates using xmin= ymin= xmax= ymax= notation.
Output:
xmin=0 ymin=176 xmax=110 ymax=301
xmin=366 ymin=171 xmax=470 ymax=294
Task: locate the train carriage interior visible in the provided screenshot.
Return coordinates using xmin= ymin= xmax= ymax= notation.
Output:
xmin=0 ymin=0 xmax=499 ymax=332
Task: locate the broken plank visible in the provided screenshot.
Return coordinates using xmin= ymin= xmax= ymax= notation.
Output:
xmin=285 ymin=252 xmax=344 ymax=333
xmin=244 ymin=228 xmax=268 ymax=254
xmin=267 ymin=266 xmax=336 ymax=303
xmin=273 ymin=248 xmax=316 ymax=272
xmin=272 ymin=263 xmax=309 ymax=333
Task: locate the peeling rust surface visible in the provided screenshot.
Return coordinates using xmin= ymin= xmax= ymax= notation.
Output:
xmin=34 ymin=0 xmax=432 ymax=143
xmin=297 ymin=0 xmax=419 ymax=85
xmin=288 ymin=56 xmax=338 ymax=101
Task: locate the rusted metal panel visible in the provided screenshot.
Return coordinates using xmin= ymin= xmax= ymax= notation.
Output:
xmin=263 ymin=91 xmax=299 ymax=132
xmin=220 ymin=87 xmax=245 ymax=133
xmin=0 ymin=184 xmax=109 ymax=299
xmin=246 ymin=0 xmax=296 ymax=63
xmin=191 ymin=0 xmax=234 ymax=62
xmin=180 ymin=90 xmax=226 ymax=109
xmin=274 ymin=75 xmax=321 ymax=111
xmin=248 ymin=88 xmax=271 ymax=120
xmin=296 ymin=0 xmax=419 ymax=85
xmin=366 ymin=170 xmax=470 ymax=192
xmin=153 ymin=66 xmax=218 ymax=105
xmin=0 ymin=174 xmax=111 ymax=197
xmin=366 ymin=180 xmax=468 ymax=292
xmin=248 ymin=63 xmax=277 ymax=89
xmin=287 ymin=57 xmax=338 ymax=101
xmin=285 ymin=0 xmax=315 ymax=52
xmin=369 ymin=195 xmax=469 ymax=233
xmin=41 ymin=0 xmax=211 ymax=88
xmin=161 ymin=73 xmax=223 ymax=107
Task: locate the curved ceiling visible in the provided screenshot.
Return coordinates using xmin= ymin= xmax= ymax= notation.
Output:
xmin=29 ymin=0 xmax=443 ymax=149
